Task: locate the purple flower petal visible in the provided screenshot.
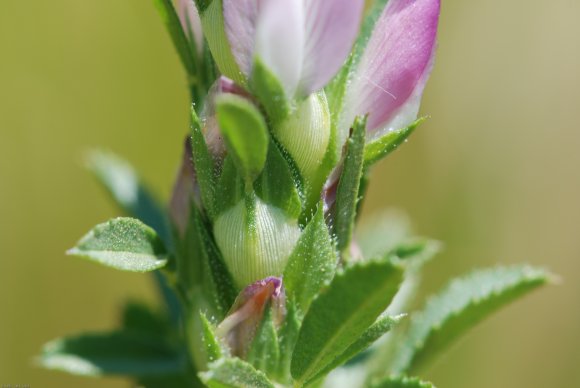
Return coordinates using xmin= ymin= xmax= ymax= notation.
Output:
xmin=255 ymin=0 xmax=305 ymax=96
xmin=343 ymin=0 xmax=440 ymax=141
xmin=300 ymin=0 xmax=364 ymax=95
xmin=223 ymin=0 xmax=260 ymax=76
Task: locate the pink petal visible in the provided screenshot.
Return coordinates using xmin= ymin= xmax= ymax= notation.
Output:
xmin=176 ymin=0 xmax=204 ymax=54
xmin=343 ymin=0 xmax=440 ymax=141
xmin=255 ymin=0 xmax=305 ymax=96
xmin=300 ymin=0 xmax=364 ymax=95
xmin=169 ymin=137 xmax=200 ymax=237
xmin=223 ymin=0 xmax=260 ymax=76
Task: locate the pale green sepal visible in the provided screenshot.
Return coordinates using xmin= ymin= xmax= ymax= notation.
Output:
xmin=284 ymin=203 xmax=337 ymax=314
xmin=333 ymin=116 xmax=367 ymax=253
xmin=216 ymin=95 xmax=269 ymax=186
xmin=290 ymin=259 xmax=404 ymax=385
xmin=364 ymin=118 xmax=426 ymax=167
xmin=216 ymin=155 xmax=246 ymax=216
xmin=213 ymin=194 xmax=301 ymax=288
xmin=251 ymin=57 xmax=291 ymax=124
xmin=200 ymin=0 xmax=245 ymax=85
xmin=368 ymin=375 xmax=435 ymax=388
xmin=200 ymin=358 xmax=275 ymax=388
xmin=67 ymin=217 xmax=167 ymax=272
xmin=389 ymin=265 xmax=551 ymax=375
xmin=273 ymin=92 xmax=331 ymax=189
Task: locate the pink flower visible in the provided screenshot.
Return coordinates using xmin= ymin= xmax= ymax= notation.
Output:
xmin=222 ymin=0 xmax=364 ymax=97
xmin=340 ymin=0 xmax=441 ymax=146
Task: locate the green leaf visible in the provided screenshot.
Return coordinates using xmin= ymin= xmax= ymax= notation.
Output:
xmin=284 ymin=204 xmax=337 ymax=313
xmin=39 ymin=331 xmax=185 ymax=377
xmin=333 ymin=116 xmax=367 ymax=252
xmin=200 ymin=313 xmax=224 ymax=363
xmin=275 ymin=302 xmax=301 ymax=384
xmin=216 ymin=94 xmax=269 ymax=185
xmin=121 ymin=301 xmax=171 ymax=336
xmin=68 ymin=217 xmax=167 ymax=272
xmin=200 ymin=358 xmax=275 ymax=388
xmin=190 ymin=107 xmax=217 ymax=219
xmin=364 ymin=118 xmax=425 ymax=167
xmin=369 ymin=376 xmax=435 ymax=388
xmin=247 ymin=309 xmax=280 ymax=377
xmin=215 ymin=156 xmax=245 ymax=215
xmin=254 ymin=141 xmax=302 ymax=219
xmin=313 ymin=314 xmax=404 ymax=381
xmin=389 ymin=265 xmax=551 ymax=374
xmin=178 ymin=205 xmax=237 ymax=318
xmin=291 ymin=259 xmax=404 ymax=385
xmin=86 ymin=150 xmax=172 ymax=249
xmin=251 ymin=57 xmax=290 ymax=123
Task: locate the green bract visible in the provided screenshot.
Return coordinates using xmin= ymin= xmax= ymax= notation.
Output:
xmin=40 ymin=2 xmax=553 ymax=388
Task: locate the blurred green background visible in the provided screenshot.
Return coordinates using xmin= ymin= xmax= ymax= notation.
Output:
xmin=1 ymin=1 xmax=578 ymax=387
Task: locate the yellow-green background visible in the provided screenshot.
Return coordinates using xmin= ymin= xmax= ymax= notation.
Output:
xmin=1 ymin=1 xmax=578 ymax=387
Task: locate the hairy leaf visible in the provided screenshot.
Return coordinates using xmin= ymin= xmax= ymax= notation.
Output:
xmin=389 ymin=265 xmax=550 ymax=374
xmin=284 ymin=204 xmax=337 ymax=313
xmin=364 ymin=118 xmax=425 ymax=167
xmin=68 ymin=218 xmax=167 ymax=272
xmin=247 ymin=309 xmax=280 ymax=377
xmin=190 ymin=107 xmax=217 ymax=219
xmin=200 ymin=358 xmax=275 ymax=388
xmin=291 ymin=259 xmax=404 ymax=385
xmin=333 ymin=116 xmax=367 ymax=252
xmin=369 ymin=376 xmax=435 ymax=388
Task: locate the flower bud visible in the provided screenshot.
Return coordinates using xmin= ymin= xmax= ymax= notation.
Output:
xmin=213 ymin=195 xmax=301 ymax=288
xmin=273 ymin=92 xmax=331 ymax=185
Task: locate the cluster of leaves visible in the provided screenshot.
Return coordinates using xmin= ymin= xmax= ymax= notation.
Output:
xmin=39 ymin=1 xmax=551 ymax=387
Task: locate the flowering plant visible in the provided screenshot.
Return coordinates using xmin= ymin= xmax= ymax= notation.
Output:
xmin=39 ymin=1 xmax=550 ymax=387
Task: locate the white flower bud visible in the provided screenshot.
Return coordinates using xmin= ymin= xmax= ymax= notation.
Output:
xmin=213 ymin=196 xmax=301 ymax=287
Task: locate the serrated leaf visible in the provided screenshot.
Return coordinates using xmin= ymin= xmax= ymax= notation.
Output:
xmin=200 ymin=313 xmax=224 ymax=363
xmin=254 ymin=140 xmax=302 ymax=219
xmin=364 ymin=118 xmax=425 ymax=167
xmin=313 ymin=314 xmax=404 ymax=381
xmin=284 ymin=204 xmax=337 ymax=313
xmin=200 ymin=358 xmax=275 ymax=388
xmin=216 ymin=95 xmax=269 ymax=184
xmin=369 ymin=376 xmax=435 ymax=388
xmin=333 ymin=116 xmax=367 ymax=252
xmin=191 ymin=107 xmax=218 ymax=219
xmin=86 ymin=150 xmax=172 ymax=249
xmin=39 ymin=331 xmax=185 ymax=377
xmin=247 ymin=309 xmax=280 ymax=377
xmin=251 ymin=57 xmax=290 ymax=123
xmin=389 ymin=265 xmax=550 ymax=374
xmin=68 ymin=218 xmax=167 ymax=272
xmin=291 ymin=259 xmax=404 ymax=385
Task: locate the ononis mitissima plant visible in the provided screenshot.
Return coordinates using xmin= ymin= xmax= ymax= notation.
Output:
xmin=39 ymin=1 xmax=552 ymax=387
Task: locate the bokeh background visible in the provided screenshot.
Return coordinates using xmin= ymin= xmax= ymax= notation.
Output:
xmin=1 ymin=1 xmax=579 ymax=387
